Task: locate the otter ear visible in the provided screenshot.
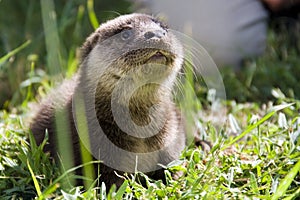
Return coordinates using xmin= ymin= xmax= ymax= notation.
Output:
xmin=80 ymin=33 xmax=101 ymax=62
xmin=151 ymin=16 xmax=169 ymax=30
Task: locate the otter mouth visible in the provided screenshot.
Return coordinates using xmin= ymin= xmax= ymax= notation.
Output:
xmin=122 ymin=49 xmax=174 ymax=67
xmin=145 ymin=51 xmax=171 ymax=65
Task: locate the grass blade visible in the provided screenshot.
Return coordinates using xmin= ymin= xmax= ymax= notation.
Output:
xmin=114 ymin=180 xmax=128 ymax=199
xmin=0 ymin=40 xmax=31 ymax=67
xmin=40 ymin=0 xmax=63 ymax=76
xmin=87 ymin=0 xmax=99 ymax=30
xmin=272 ymin=159 xmax=300 ymax=200
xmin=42 ymin=160 xmax=100 ymax=196
xmin=221 ymin=103 xmax=294 ymax=150
xmin=27 ymin=159 xmax=42 ymax=198
xmin=282 ymin=186 xmax=300 ymax=200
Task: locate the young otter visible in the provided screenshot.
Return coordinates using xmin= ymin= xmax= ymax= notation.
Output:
xmin=30 ymin=13 xmax=186 ymax=188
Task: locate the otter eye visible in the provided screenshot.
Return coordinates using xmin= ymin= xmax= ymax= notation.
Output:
xmin=121 ymin=29 xmax=133 ymax=40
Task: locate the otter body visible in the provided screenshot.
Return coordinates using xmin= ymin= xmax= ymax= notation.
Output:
xmin=30 ymin=13 xmax=186 ymax=188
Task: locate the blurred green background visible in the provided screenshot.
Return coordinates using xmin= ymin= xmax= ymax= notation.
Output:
xmin=0 ymin=0 xmax=131 ymax=108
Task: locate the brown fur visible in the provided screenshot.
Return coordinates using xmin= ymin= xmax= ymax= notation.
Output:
xmin=30 ymin=13 xmax=186 ymax=188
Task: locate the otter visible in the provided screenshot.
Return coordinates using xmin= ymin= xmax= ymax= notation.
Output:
xmin=30 ymin=13 xmax=186 ymax=188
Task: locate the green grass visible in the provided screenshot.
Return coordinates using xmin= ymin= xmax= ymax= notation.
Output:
xmin=1 ymin=1 xmax=300 ymax=199
xmin=1 ymin=93 xmax=300 ymax=199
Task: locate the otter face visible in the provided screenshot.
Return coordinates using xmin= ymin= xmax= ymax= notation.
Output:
xmin=81 ymin=14 xmax=183 ymax=88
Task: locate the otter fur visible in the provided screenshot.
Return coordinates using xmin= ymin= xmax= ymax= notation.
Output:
xmin=30 ymin=13 xmax=186 ymax=188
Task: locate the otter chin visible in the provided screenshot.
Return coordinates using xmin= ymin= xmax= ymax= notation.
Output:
xmin=30 ymin=13 xmax=186 ymax=188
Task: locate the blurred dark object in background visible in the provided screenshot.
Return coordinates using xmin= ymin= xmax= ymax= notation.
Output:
xmin=270 ymin=4 xmax=300 ymax=19
xmin=265 ymin=0 xmax=300 ymax=59
xmin=262 ymin=0 xmax=300 ymax=18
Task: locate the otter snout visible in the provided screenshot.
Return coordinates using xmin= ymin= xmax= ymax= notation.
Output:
xmin=144 ymin=29 xmax=166 ymax=39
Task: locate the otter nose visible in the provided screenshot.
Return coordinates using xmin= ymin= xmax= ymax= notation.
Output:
xmin=144 ymin=30 xmax=166 ymax=39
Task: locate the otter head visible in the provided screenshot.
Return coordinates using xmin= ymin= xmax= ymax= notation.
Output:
xmin=80 ymin=13 xmax=183 ymax=92
xmin=78 ymin=13 xmax=183 ymax=127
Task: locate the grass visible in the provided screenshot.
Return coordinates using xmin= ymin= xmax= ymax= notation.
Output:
xmin=1 ymin=94 xmax=300 ymax=199
xmin=1 ymin=1 xmax=300 ymax=199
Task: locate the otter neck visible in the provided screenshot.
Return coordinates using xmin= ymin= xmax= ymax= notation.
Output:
xmin=96 ymin=82 xmax=172 ymax=127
